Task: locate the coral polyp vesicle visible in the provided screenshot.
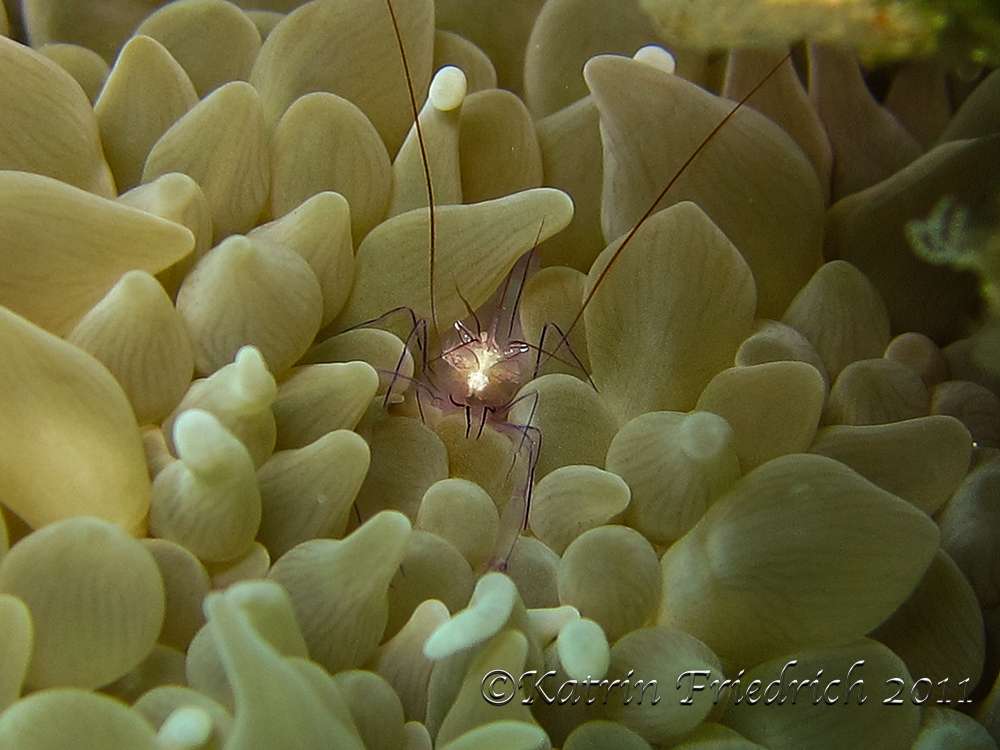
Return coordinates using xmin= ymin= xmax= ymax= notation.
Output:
xmin=0 ymin=0 xmax=997 ymax=747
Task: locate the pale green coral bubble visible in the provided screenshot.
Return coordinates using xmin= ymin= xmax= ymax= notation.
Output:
xmin=371 ymin=599 xmax=450 ymax=723
xmin=824 ymin=358 xmax=930 ymax=426
xmin=258 ymin=430 xmax=370 ymax=558
xmin=37 ymin=43 xmax=108 ymax=102
xmin=176 ymin=233 xmax=323 ymax=377
xmin=556 ymin=618 xmax=609 ymax=682
xmin=268 ymin=511 xmax=411 ymax=673
xmin=659 ymin=454 xmax=939 ymax=665
xmin=723 ymin=639 xmax=921 ymax=750
xmin=529 ymin=465 xmax=630 ymax=555
xmin=873 ymin=550 xmax=985 ymax=699
xmin=0 ymin=689 xmax=160 ymax=749
xmin=696 ymin=361 xmax=825 ymax=470
xmin=423 ymin=573 xmax=518 ymax=661
xmin=250 ymin=192 xmax=356 ymax=328
xmin=0 ymin=518 xmax=164 ymax=690
xmin=782 ymin=260 xmax=891 ymax=380
xmin=810 ymin=415 xmax=972 ymax=515
xmin=165 ymin=346 xmax=277 ymax=469
xmin=386 ymin=530 xmax=474 ymax=639
xmin=144 ymin=81 xmax=270 ymax=241
xmin=151 ymin=409 xmax=261 ymax=563
xmin=136 ymin=0 xmax=261 ymax=97
xmin=557 ymin=525 xmax=660 ymax=643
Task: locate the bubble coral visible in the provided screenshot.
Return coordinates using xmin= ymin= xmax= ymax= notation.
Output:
xmin=0 ymin=0 xmax=998 ymax=748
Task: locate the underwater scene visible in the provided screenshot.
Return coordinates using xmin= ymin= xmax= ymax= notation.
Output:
xmin=0 ymin=0 xmax=998 ymax=748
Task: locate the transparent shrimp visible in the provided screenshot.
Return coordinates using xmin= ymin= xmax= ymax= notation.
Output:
xmin=366 ymin=0 xmax=794 ymax=572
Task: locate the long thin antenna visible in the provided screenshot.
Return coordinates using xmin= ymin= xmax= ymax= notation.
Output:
xmin=386 ymin=0 xmax=439 ymax=337
xmin=549 ymin=52 xmax=793 ymax=361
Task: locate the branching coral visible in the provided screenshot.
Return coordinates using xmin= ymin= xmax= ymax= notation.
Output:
xmin=0 ymin=0 xmax=998 ymax=748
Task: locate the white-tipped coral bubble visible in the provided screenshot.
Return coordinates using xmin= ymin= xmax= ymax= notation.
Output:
xmin=0 ymin=518 xmax=164 ymax=690
xmin=430 ymin=65 xmax=468 ymax=111
xmin=389 ymin=66 xmax=465 ymax=216
xmin=632 ymin=44 xmax=675 ymax=73
xmin=133 ymin=685 xmax=233 ymax=745
xmin=155 ymin=705 xmax=214 ymax=750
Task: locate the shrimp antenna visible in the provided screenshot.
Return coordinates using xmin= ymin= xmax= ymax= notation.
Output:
xmin=455 ymin=282 xmax=483 ymax=337
xmin=506 ymin=219 xmax=545 ymax=341
xmin=386 ymin=0 xmax=439 ymax=338
xmin=549 ymin=51 xmax=794 ymax=361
